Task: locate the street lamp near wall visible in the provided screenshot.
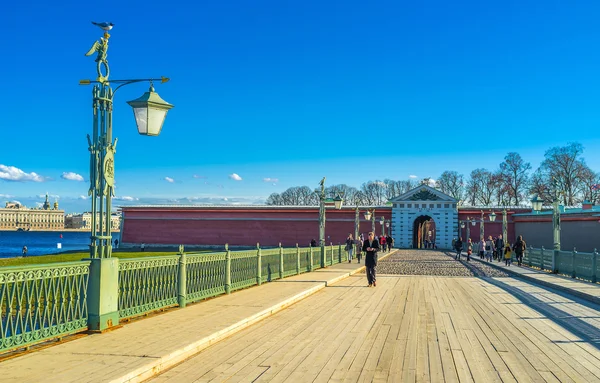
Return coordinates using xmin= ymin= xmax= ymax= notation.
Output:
xmin=364 ymin=209 xmax=376 ymax=233
xmin=80 ymin=22 xmax=173 ymax=331
xmin=317 ymin=177 xmax=343 ymax=265
xmin=354 ymin=205 xmax=360 ymax=243
xmin=531 ymin=194 xmax=543 ymax=213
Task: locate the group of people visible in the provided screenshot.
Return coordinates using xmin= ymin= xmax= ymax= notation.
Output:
xmin=453 ymin=234 xmax=527 ymax=266
xmin=344 ymin=233 xmax=394 ymax=263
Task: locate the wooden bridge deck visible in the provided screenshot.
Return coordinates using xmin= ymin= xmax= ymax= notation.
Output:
xmin=150 ymin=274 xmax=600 ymax=382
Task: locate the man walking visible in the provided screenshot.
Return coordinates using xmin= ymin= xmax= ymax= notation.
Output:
xmin=362 ymin=232 xmax=380 ymax=287
xmin=495 ymin=235 xmax=505 ymax=262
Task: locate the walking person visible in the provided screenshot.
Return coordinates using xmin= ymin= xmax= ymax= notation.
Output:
xmin=485 ymin=235 xmax=495 ymax=262
xmin=362 ymin=232 xmax=380 ymax=287
xmin=141 ymin=243 xmax=145 ymax=252
xmin=466 ymin=238 xmax=473 ymax=262
xmin=345 ymin=233 xmax=355 ymax=263
xmin=504 ymin=244 xmax=513 ymax=266
xmin=455 ymin=237 xmax=463 ymax=260
xmin=478 ymin=238 xmax=486 ymax=260
xmin=514 ymin=235 xmax=527 ymax=266
xmin=356 ymin=235 xmax=364 ymax=264
xmin=495 ymin=235 xmax=505 ymax=262
xmin=22 ymin=245 xmax=28 ymax=257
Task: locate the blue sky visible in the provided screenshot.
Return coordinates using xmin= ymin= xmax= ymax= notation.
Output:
xmin=2 ymin=0 xmax=600 ymax=213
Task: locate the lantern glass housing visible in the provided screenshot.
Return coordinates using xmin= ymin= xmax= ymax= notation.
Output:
xmin=333 ymin=194 xmax=343 ymax=210
xmin=127 ymin=85 xmax=174 ymax=136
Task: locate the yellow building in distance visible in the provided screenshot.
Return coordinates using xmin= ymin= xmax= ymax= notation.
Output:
xmin=0 ymin=193 xmax=65 ymax=231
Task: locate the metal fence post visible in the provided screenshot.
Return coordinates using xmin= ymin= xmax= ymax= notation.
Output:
xmin=592 ymin=248 xmax=598 ymax=283
xmin=178 ymin=244 xmax=187 ymax=308
xmin=309 ymin=245 xmax=314 ymax=272
xmin=257 ymin=242 xmax=262 ymax=286
xmin=339 ymin=243 xmax=343 ymax=263
xmin=321 ymin=243 xmax=325 ymax=268
xmin=225 ymin=243 xmax=231 ymax=294
xmin=572 ymin=247 xmax=577 ymax=278
xmin=540 ymin=246 xmax=544 ymax=271
xmin=296 ymin=243 xmax=300 ymax=275
xmin=279 ymin=242 xmax=284 ymax=279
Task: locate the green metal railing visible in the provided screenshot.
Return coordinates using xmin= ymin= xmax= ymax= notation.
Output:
xmin=469 ymin=243 xmax=599 ymax=284
xmin=186 ymin=252 xmax=226 ymax=303
xmin=0 ymin=244 xmax=349 ymax=354
xmin=0 ymin=261 xmax=90 ymax=353
xmin=118 ymin=256 xmax=179 ymax=319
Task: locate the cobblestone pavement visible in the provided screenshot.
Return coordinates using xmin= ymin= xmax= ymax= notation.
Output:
xmin=373 ymin=249 xmax=511 ymax=277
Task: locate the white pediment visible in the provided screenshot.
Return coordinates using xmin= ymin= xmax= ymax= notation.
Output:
xmin=389 ymin=184 xmax=457 ymax=203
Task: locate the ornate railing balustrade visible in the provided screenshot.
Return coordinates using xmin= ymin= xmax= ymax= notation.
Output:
xmin=0 ymin=261 xmax=90 ymax=353
xmin=118 ymin=255 xmax=180 ymax=320
xmin=469 ymin=243 xmax=599 ymax=283
xmin=0 ymin=243 xmax=348 ymax=354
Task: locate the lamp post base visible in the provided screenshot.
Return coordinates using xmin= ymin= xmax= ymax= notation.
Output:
xmin=86 ymin=258 xmax=119 ymax=331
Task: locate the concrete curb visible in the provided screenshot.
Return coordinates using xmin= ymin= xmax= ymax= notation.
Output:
xmin=470 ymin=257 xmax=600 ymax=306
xmin=112 ymin=254 xmax=392 ymax=383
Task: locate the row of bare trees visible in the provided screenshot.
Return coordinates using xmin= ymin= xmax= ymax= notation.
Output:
xmin=265 ymin=142 xmax=600 ymax=207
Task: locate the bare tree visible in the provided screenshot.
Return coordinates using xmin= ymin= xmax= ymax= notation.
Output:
xmin=499 ymin=152 xmax=531 ymax=205
xmin=528 ymin=170 xmax=552 ymax=206
xmin=435 ymin=171 xmax=464 ymax=202
xmin=466 ymin=169 xmax=496 ymax=205
xmin=326 ymin=184 xmax=360 ymax=205
xmin=537 ymin=143 xmax=588 ymax=205
xmin=265 ymin=193 xmax=283 ymax=205
xmin=360 ymin=181 xmax=388 ymax=205
xmin=579 ymin=166 xmax=600 ymax=204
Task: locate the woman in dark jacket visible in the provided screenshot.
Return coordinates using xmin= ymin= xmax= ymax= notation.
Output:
xmin=514 ymin=235 xmax=526 ymax=266
xmin=455 ymin=237 xmax=463 ymax=260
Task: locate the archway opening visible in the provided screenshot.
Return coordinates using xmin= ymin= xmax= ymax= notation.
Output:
xmin=413 ymin=215 xmax=437 ymax=249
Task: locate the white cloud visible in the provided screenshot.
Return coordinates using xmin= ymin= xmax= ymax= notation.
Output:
xmin=79 ymin=195 xmax=89 ymax=200
xmin=0 ymin=165 xmax=46 ymax=182
xmin=37 ymin=194 xmax=60 ymax=199
xmin=263 ymin=177 xmax=279 ymax=183
xmin=428 ymin=179 xmax=436 ymax=186
xmin=409 ymin=175 xmax=418 ymax=179
xmin=229 ymin=173 xmax=242 ymax=181
xmin=165 ymin=177 xmax=175 ymax=183
xmin=0 ymin=193 xmax=13 ymax=198
xmin=61 ymin=172 xmax=84 ymax=181
xmin=35 ymin=202 xmax=43 ymax=208
xmin=193 ymin=175 xmax=207 ymax=179
xmin=113 ymin=196 xmax=138 ymax=201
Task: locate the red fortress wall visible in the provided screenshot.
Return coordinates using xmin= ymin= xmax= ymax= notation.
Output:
xmin=121 ymin=206 xmax=392 ymax=248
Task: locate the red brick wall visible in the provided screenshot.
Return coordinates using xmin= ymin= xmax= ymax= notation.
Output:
xmin=121 ymin=207 xmax=393 ymax=247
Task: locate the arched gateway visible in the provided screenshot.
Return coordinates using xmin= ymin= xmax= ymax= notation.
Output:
xmin=389 ymin=185 xmax=458 ymax=249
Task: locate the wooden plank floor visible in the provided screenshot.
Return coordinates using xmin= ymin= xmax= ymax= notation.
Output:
xmin=148 ymin=275 xmax=600 ymax=383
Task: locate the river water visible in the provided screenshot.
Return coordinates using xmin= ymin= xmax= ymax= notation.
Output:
xmin=0 ymin=231 xmax=121 ymax=258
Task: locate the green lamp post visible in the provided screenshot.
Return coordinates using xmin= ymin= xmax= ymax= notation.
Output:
xmin=364 ymin=209 xmax=375 ymax=234
xmin=80 ymin=23 xmax=173 ymax=330
xmin=317 ymin=177 xmax=343 ymax=265
xmin=354 ymin=205 xmax=360 ymax=243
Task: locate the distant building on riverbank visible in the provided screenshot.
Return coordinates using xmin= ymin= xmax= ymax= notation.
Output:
xmin=65 ymin=212 xmax=121 ymax=231
xmin=0 ymin=193 xmax=64 ymax=230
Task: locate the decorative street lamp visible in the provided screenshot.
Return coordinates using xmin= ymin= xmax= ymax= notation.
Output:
xmin=489 ymin=211 xmax=497 ymax=222
xmin=379 ymin=217 xmax=385 ymax=237
xmin=81 ymin=24 xmax=173 ymax=260
xmin=354 ymin=205 xmax=360 ymax=243
xmin=317 ymin=177 xmax=344 ymax=265
xmin=480 ymin=211 xmax=485 ymax=240
xmin=502 ymin=209 xmax=508 ymax=245
xmin=80 ymin=23 xmax=173 ymax=331
xmin=531 ymin=194 xmax=543 ymax=213
xmin=364 ymin=209 xmax=376 ymax=233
